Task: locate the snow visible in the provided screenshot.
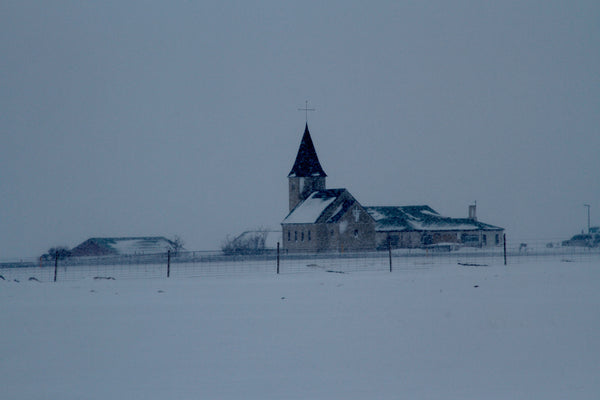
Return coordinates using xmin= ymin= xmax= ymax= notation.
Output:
xmin=109 ymin=238 xmax=172 ymax=255
xmin=283 ymin=192 xmax=337 ymax=224
xmin=111 ymin=239 xmax=151 ymax=254
xmin=339 ymin=220 xmax=348 ymax=234
xmin=365 ymin=206 xmax=499 ymax=232
xmin=366 ymin=208 xmax=387 ymax=221
xmin=420 ymin=209 xmax=440 ymax=216
xmin=2 ymin=259 xmax=599 ymax=399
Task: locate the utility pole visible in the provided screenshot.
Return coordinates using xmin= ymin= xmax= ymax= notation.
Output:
xmin=584 ymin=204 xmax=590 ymax=234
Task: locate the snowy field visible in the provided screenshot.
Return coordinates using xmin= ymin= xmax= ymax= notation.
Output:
xmin=2 ymin=259 xmax=599 ymax=399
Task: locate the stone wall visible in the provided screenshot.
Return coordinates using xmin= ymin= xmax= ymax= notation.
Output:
xmin=288 ymin=176 xmax=326 ymax=212
xmin=376 ymin=229 xmax=504 ymax=249
xmin=282 ymin=204 xmax=377 ymax=252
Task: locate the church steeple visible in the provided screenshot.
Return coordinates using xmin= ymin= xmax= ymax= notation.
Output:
xmin=288 ymin=124 xmax=327 ymax=178
xmin=288 ymin=124 xmax=327 ymax=211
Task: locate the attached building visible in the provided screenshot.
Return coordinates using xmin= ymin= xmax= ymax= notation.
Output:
xmin=366 ymin=205 xmax=504 ymax=250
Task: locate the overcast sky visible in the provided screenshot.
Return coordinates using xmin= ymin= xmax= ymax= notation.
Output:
xmin=1 ymin=1 xmax=599 ymax=259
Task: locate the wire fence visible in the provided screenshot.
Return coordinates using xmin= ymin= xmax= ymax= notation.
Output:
xmin=1 ymin=238 xmax=599 ymax=283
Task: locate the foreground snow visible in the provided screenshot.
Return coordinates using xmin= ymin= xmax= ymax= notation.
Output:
xmin=1 ymin=260 xmax=599 ymax=399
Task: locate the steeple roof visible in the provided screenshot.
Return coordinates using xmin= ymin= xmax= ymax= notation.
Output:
xmin=288 ymin=124 xmax=327 ymax=178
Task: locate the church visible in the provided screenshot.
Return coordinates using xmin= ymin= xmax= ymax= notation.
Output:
xmin=281 ymin=124 xmax=504 ymax=252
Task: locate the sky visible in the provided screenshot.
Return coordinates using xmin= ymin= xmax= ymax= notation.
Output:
xmin=1 ymin=1 xmax=599 ymax=259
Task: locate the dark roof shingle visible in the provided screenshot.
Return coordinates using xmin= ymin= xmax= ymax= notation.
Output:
xmin=288 ymin=124 xmax=327 ymax=178
xmin=365 ymin=206 xmax=503 ymax=232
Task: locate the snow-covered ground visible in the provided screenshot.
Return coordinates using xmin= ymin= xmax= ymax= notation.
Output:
xmin=2 ymin=259 xmax=599 ymax=399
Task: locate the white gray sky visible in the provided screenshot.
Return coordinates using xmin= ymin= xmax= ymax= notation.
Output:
xmin=1 ymin=1 xmax=599 ymax=259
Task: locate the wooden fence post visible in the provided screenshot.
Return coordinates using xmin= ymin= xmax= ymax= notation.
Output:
xmin=53 ymin=252 xmax=58 ymax=282
xmin=388 ymin=238 xmax=392 ymax=273
xmin=167 ymin=250 xmax=171 ymax=278
xmin=503 ymin=234 xmax=507 ymax=266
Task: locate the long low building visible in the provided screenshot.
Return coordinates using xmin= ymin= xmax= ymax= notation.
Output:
xmin=365 ymin=205 xmax=503 ymax=249
xmin=281 ymin=124 xmax=504 ymax=252
xmin=70 ymin=237 xmax=176 ymax=257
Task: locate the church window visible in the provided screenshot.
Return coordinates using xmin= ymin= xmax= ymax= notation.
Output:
xmin=301 ymin=232 xmax=304 ymax=241
xmin=288 ymin=231 xmax=291 ymax=241
xmin=308 ymin=231 xmax=311 ymax=241
xmin=495 ymin=234 xmax=500 ymax=245
xmin=354 ymin=230 xmax=359 ymax=238
xmin=295 ymin=231 xmax=297 ymax=241
xmin=330 ymin=230 xmax=334 ymax=236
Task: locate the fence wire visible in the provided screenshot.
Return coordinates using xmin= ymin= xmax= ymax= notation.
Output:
xmin=1 ymin=242 xmax=599 ymax=283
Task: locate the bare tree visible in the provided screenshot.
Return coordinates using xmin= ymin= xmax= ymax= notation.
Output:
xmin=42 ymin=246 xmax=71 ymax=261
xmin=169 ymin=235 xmax=185 ymax=255
xmin=221 ymin=228 xmax=269 ymax=255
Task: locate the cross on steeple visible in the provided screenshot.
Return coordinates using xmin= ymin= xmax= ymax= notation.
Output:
xmin=298 ymin=100 xmax=315 ymax=123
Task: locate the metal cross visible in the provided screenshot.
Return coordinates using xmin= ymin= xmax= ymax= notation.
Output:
xmin=298 ymin=100 xmax=315 ymax=123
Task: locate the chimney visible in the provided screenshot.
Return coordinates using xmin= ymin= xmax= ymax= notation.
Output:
xmin=468 ymin=204 xmax=477 ymax=221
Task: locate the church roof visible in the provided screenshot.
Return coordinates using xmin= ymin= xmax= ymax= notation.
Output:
xmin=283 ymin=189 xmax=355 ymax=224
xmin=282 ymin=189 xmax=504 ymax=232
xmin=365 ymin=206 xmax=503 ymax=232
xmin=288 ymin=124 xmax=327 ymax=178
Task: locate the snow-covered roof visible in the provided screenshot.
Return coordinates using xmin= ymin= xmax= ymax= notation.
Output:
xmin=365 ymin=206 xmax=503 ymax=232
xmin=283 ymin=189 xmax=356 ymax=224
xmin=71 ymin=237 xmax=176 ymax=256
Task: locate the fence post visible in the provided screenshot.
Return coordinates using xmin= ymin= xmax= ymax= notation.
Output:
xmin=276 ymin=242 xmax=280 ymax=274
xmin=388 ymin=238 xmax=392 ymax=273
xmin=503 ymin=234 xmax=507 ymax=266
xmin=53 ymin=252 xmax=58 ymax=282
xmin=167 ymin=250 xmax=171 ymax=278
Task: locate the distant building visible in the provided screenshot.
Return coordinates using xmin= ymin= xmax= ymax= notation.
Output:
xmin=281 ymin=124 xmax=504 ymax=252
xmin=223 ymin=230 xmax=282 ymax=254
xmin=562 ymin=229 xmax=600 ymax=248
xmin=70 ymin=237 xmax=176 ymax=257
